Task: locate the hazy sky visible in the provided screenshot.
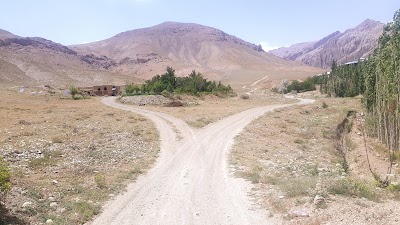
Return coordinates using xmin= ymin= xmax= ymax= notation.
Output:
xmin=1 ymin=0 xmax=399 ymax=50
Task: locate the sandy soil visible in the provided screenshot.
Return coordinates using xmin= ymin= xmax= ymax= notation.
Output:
xmin=86 ymin=97 xmax=312 ymax=224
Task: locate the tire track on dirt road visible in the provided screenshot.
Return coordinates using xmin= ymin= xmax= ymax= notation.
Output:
xmin=91 ymin=96 xmax=314 ymax=225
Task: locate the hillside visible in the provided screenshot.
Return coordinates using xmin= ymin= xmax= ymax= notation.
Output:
xmin=270 ymin=19 xmax=384 ymax=68
xmin=0 ymin=29 xmax=18 ymax=40
xmin=72 ymin=22 xmax=322 ymax=84
xmin=0 ymin=34 xmax=132 ymax=87
xmin=0 ymin=22 xmax=322 ymax=88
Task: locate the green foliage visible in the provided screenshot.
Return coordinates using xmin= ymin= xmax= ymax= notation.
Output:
xmin=320 ymin=59 xmax=366 ymax=97
xmin=0 ymin=157 xmax=11 ymax=199
xmin=320 ymin=9 xmax=400 ymax=153
xmin=125 ymin=84 xmax=141 ymax=95
xmin=126 ymin=67 xmax=233 ymax=96
xmin=285 ymin=76 xmax=319 ymax=93
xmin=69 ymin=85 xmax=79 ymax=99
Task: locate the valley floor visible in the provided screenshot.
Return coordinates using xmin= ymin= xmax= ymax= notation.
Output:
xmin=1 ymin=88 xmax=399 ymax=224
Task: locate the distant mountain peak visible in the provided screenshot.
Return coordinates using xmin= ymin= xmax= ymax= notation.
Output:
xmin=355 ymin=18 xmax=383 ymax=30
xmin=270 ymin=19 xmax=384 ymax=68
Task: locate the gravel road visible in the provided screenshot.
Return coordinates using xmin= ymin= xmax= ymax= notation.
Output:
xmin=90 ymin=97 xmax=313 ymax=225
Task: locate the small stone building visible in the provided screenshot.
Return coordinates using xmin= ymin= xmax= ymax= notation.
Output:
xmin=79 ymin=85 xmax=123 ymax=96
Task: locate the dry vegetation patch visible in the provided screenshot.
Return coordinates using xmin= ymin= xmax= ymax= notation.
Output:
xmin=231 ymin=95 xmax=400 ymax=224
xmin=0 ymin=90 xmax=159 ymax=224
xmin=141 ymin=91 xmax=296 ymax=128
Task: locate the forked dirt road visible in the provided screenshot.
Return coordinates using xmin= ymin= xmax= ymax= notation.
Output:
xmin=91 ymin=97 xmax=314 ymax=225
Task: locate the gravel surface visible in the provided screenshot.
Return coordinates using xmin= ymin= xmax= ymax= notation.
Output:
xmin=88 ymin=97 xmax=313 ymax=225
xmin=119 ymin=95 xmax=172 ymax=106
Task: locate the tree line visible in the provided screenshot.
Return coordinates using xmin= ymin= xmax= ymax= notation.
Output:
xmin=319 ymin=9 xmax=400 ymax=154
xmin=125 ymin=67 xmax=233 ymax=95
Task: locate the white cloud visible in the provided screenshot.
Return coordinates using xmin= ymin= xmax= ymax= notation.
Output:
xmin=259 ymin=42 xmax=281 ymax=51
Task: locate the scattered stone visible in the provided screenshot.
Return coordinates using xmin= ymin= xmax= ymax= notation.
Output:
xmin=289 ymin=209 xmax=309 ymax=217
xmin=50 ymin=202 xmax=58 ymax=208
xmin=56 ymin=207 xmax=66 ymax=214
xmin=22 ymin=201 xmax=32 ymax=208
xmin=52 ymin=180 xmax=58 ymax=185
xmin=119 ymin=95 xmax=172 ymax=106
xmin=46 ymin=219 xmax=54 ymax=224
xmin=48 ymin=196 xmax=55 ymax=201
xmin=313 ymin=195 xmax=325 ymax=205
xmin=278 ymin=195 xmax=285 ymax=199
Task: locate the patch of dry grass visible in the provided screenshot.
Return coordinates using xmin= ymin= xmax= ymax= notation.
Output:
xmin=0 ymin=90 xmax=159 ymax=224
xmin=230 ymin=95 xmax=366 ymax=220
xmin=143 ymin=92 xmax=296 ymax=128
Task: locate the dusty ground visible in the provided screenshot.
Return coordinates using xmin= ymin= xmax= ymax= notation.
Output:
xmin=135 ymin=91 xmax=296 ymax=128
xmin=87 ymin=97 xmax=311 ymax=225
xmin=2 ymin=85 xmax=400 ymax=225
xmin=231 ymin=92 xmax=400 ymax=225
xmin=0 ymin=88 xmax=159 ymax=225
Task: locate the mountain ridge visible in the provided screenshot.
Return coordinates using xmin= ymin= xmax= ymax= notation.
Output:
xmin=270 ymin=19 xmax=384 ymax=68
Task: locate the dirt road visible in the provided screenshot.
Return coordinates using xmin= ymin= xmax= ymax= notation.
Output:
xmin=91 ymin=97 xmax=313 ymax=225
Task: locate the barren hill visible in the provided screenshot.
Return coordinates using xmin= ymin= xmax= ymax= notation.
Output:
xmin=0 ymin=23 xmax=322 ymax=88
xmin=72 ymin=22 xmax=322 ymax=83
xmin=0 ymin=28 xmax=18 ymax=40
xmin=0 ymin=33 xmax=131 ymax=87
xmin=270 ymin=19 xmax=384 ymax=68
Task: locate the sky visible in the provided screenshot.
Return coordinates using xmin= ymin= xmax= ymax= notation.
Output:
xmin=0 ymin=0 xmax=399 ymax=50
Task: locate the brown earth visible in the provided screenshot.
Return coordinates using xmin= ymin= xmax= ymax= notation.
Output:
xmin=0 ymin=89 xmax=159 ymax=224
xmin=71 ymin=22 xmax=323 ymax=81
xmin=231 ymin=92 xmax=400 ymax=224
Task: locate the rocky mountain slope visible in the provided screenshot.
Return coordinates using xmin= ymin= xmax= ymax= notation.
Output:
xmin=0 ymin=22 xmax=322 ymax=88
xmin=0 ymin=31 xmax=130 ymax=87
xmin=270 ymin=19 xmax=384 ymax=68
xmin=0 ymin=28 xmax=18 ymax=40
xmin=72 ymin=22 xmax=321 ymax=82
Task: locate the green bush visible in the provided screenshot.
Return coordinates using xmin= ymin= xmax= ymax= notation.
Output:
xmin=0 ymin=157 xmax=11 ymax=200
xmin=69 ymin=85 xmax=79 ymax=99
xmin=126 ymin=67 xmax=233 ymax=96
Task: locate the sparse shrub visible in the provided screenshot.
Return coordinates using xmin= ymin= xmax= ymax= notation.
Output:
xmin=322 ymin=102 xmax=328 ymax=109
xmin=387 ymin=183 xmax=400 ymax=192
xmin=29 ymin=152 xmax=60 ymax=168
xmin=240 ymin=94 xmax=250 ymax=99
xmin=278 ymin=177 xmax=316 ymax=197
xmin=67 ymin=201 xmax=100 ymax=223
xmin=0 ymin=157 xmax=11 ymax=201
xmin=94 ymin=174 xmax=107 ymax=189
xmin=328 ymin=178 xmax=377 ymax=200
xmin=69 ymin=85 xmax=79 ymax=100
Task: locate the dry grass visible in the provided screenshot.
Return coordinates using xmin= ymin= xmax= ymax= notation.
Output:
xmin=143 ymin=91 xmax=296 ymax=128
xmin=0 ymin=89 xmax=159 ymax=224
xmin=230 ymin=95 xmax=376 ymax=221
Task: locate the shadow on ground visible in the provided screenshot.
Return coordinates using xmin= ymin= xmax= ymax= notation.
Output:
xmin=0 ymin=204 xmax=26 ymax=225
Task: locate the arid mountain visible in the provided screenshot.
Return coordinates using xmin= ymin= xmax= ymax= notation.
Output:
xmin=0 ymin=33 xmax=131 ymax=87
xmin=72 ymin=22 xmax=322 ymax=84
xmin=0 ymin=22 xmax=322 ymax=88
xmin=270 ymin=19 xmax=384 ymax=68
xmin=0 ymin=28 xmax=18 ymax=40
